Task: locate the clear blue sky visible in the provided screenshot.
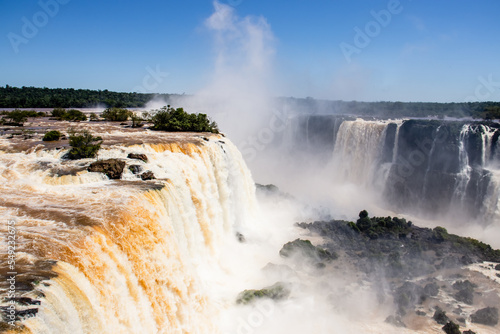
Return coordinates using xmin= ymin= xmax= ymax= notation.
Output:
xmin=1 ymin=0 xmax=499 ymax=102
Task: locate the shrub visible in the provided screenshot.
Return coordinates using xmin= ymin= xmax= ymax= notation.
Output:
xmin=89 ymin=113 xmax=99 ymax=121
xmin=432 ymin=226 xmax=448 ymax=242
xmin=442 ymin=321 xmax=461 ymax=334
xmin=102 ymin=107 xmax=132 ymax=121
xmin=131 ymin=113 xmax=143 ymax=128
xmin=42 ymin=130 xmax=62 ymax=141
xmin=66 ymin=130 xmax=102 ymax=160
xmin=52 ymin=108 xmax=66 ymax=118
xmin=150 ymin=105 xmax=219 ymax=133
xmin=60 ymin=109 xmax=87 ymax=121
xmin=2 ymin=109 xmax=29 ymax=125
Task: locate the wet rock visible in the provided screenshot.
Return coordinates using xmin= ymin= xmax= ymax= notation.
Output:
xmin=453 ymin=280 xmax=475 ymax=305
xmin=385 ymin=315 xmax=406 ymax=327
xmin=128 ymin=164 xmax=142 ymax=174
xmin=495 ymin=264 xmax=500 ymax=271
xmin=280 ymin=239 xmax=337 ymax=262
xmin=88 ymin=159 xmax=125 ymax=179
xmin=236 ymin=282 xmax=290 ymax=305
xmin=433 ymin=307 xmax=449 ymax=325
xmin=470 ymin=307 xmax=498 ymax=326
xmin=11 ymin=297 xmax=41 ymax=306
xmin=140 ymin=170 xmax=156 ymax=180
xmin=394 ymin=282 xmax=425 ymax=313
xmin=442 ymin=321 xmax=461 ymax=334
xmin=127 ymin=153 xmax=148 ymax=162
xmin=236 ymin=232 xmax=245 ymax=243
xmin=424 ymin=282 xmax=439 ymax=297
xmin=462 ymin=330 xmax=476 ymax=334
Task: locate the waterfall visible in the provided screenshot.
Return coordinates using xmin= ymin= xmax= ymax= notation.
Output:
xmin=280 ymin=115 xmax=500 ymax=223
xmin=0 ymin=135 xmax=257 ymax=333
xmin=452 ymin=125 xmax=473 ymax=206
xmin=332 ymin=119 xmax=388 ymax=186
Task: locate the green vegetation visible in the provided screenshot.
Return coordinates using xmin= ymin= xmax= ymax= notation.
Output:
xmin=51 ymin=108 xmax=87 ymax=121
xmin=66 ymin=130 xmax=102 ymax=160
xmin=89 ymin=113 xmax=99 ymax=121
xmin=102 ymin=107 xmax=132 ymax=121
xmin=130 ymin=113 xmax=144 ymax=128
xmin=442 ymin=321 xmax=461 ymax=334
xmin=280 ymin=238 xmax=337 ymax=261
xmin=353 ymin=210 xmax=412 ymax=240
xmin=236 ymin=282 xmax=290 ymax=305
xmin=51 ymin=107 xmax=66 ymax=118
xmin=0 ymin=85 xmax=177 ymax=108
xmin=3 ymin=85 xmax=500 ymax=119
xmin=150 ymin=105 xmax=219 ymax=133
xmin=42 ymin=130 xmax=62 ymax=141
xmin=61 ymin=109 xmax=87 ymax=121
xmin=0 ymin=109 xmax=45 ymax=126
xmin=284 ymin=97 xmax=500 ymax=119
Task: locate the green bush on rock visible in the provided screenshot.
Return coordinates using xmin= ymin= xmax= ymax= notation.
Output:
xmin=280 ymin=239 xmax=337 ymax=262
xmin=66 ymin=130 xmax=102 ymax=160
xmin=42 ymin=130 xmax=62 ymax=141
xmin=102 ymin=107 xmax=132 ymax=122
xmin=236 ymin=282 xmax=290 ymax=305
xmin=150 ymin=105 xmax=219 ymax=133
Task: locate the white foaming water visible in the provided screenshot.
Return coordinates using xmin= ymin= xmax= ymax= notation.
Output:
xmin=332 ymin=119 xmax=389 ymax=186
xmin=0 ymin=134 xmax=260 ymax=333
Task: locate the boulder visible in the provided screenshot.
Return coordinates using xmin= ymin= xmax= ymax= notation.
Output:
xmin=423 ymin=282 xmax=439 ymax=297
xmin=433 ymin=307 xmax=449 ymax=325
xmin=470 ymin=307 xmax=498 ymax=326
xmin=280 ymin=239 xmax=337 ymax=262
xmin=88 ymin=159 xmax=125 ymax=179
xmin=140 ymin=171 xmax=156 ymax=180
xmin=129 ymin=165 xmax=142 ymax=174
xmin=385 ymin=315 xmax=405 ymax=327
xmin=236 ymin=282 xmax=290 ymax=305
xmin=127 ymin=153 xmax=148 ymax=162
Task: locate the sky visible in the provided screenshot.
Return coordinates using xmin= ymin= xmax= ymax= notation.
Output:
xmin=1 ymin=0 xmax=500 ymax=102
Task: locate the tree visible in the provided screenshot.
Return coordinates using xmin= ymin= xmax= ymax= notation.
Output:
xmin=102 ymin=107 xmax=132 ymax=121
xmin=130 ymin=113 xmax=143 ymax=128
xmin=2 ymin=109 xmax=28 ymax=126
xmin=52 ymin=108 xmax=66 ymax=118
xmin=60 ymin=109 xmax=87 ymax=121
xmin=150 ymin=105 xmax=219 ymax=133
xmin=66 ymin=130 xmax=103 ymax=160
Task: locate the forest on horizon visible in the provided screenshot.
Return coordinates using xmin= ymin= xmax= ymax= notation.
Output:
xmin=2 ymin=85 xmax=500 ymax=119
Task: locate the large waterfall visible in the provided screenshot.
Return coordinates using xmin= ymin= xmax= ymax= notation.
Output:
xmin=0 ymin=129 xmax=257 ymax=333
xmin=282 ymin=115 xmax=500 ymax=223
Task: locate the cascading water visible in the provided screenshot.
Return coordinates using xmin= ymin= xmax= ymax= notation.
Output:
xmin=280 ymin=115 xmax=500 ymax=223
xmin=331 ymin=120 xmax=389 ymax=186
xmin=0 ymin=126 xmax=257 ymax=333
